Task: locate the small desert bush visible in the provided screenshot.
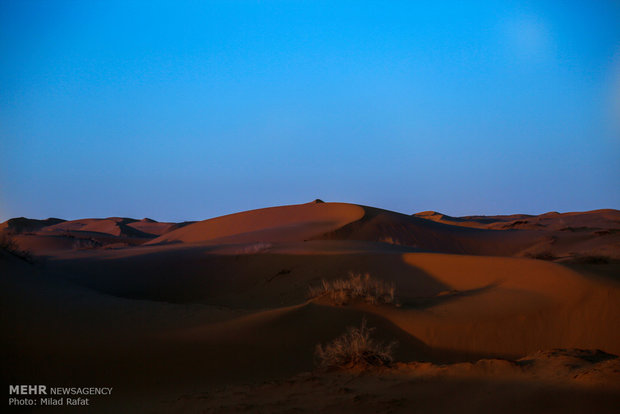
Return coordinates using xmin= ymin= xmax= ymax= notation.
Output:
xmin=308 ymin=272 xmax=396 ymax=306
xmin=315 ymin=319 xmax=397 ymax=369
xmin=379 ymin=236 xmax=402 ymax=245
xmin=72 ymin=238 xmax=102 ymax=250
xmin=235 ymin=242 xmax=272 ymax=254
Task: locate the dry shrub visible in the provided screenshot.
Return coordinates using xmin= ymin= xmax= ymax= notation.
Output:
xmin=72 ymin=238 xmax=102 ymax=250
xmin=315 ymin=319 xmax=396 ymax=369
xmin=234 ymin=242 xmax=272 ymax=254
xmin=379 ymin=236 xmax=402 ymax=245
xmin=308 ymin=273 xmax=396 ymax=306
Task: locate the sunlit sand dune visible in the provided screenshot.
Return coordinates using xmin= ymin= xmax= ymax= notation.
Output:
xmin=147 ymin=201 xmax=365 ymax=245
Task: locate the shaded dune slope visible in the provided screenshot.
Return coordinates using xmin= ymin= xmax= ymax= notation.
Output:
xmin=48 ymin=245 xmax=620 ymax=357
xmin=315 ymin=205 xmax=540 ymax=256
xmin=44 ymin=217 xmax=161 ymax=238
xmin=0 ymin=217 xmax=66 ymax=234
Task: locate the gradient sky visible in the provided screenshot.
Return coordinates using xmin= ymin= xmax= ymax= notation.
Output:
xmin=1 ymin=0 xmax=619 ymax=222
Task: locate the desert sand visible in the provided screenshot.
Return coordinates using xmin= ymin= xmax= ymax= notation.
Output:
xmin=2 ymin=201 xmax=619 ymax=412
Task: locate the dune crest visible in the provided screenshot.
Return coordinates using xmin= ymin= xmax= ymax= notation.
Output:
xmin=147 ymin=202 xmax=365 ymax=245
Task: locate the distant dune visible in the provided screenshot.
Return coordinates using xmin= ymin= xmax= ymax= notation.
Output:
xmin=1 ymin=216 xmax=187 ymax=254
xmin=0 ymin=216 xmax=66 ymax=233
xmin=3 ymin=202 xmax=617 ymax=260
xmin=414 ymin=208 xmax=620 ymax=231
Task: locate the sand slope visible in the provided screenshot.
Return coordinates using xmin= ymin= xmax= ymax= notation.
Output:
xmin=1 ymin=216 xmax=185 ymax=254
xmin=167 ymin=349 xmax=620 ymax=414
xmin=147 ymin=202 xmax=365 ymax=245
xmin=4 ymin=203 xmax=617 ymax=260
xmin=414 ymin=209 xmax=620 ymax=231
xmin=365 ymin=253 xmax=620 ymax=356
xmin=413 ymin=209 xmax=620 ymax=260
xmin=43 ymin=217 xmax=159 ymax=238
xmin=316 ymin=205 xmax=541 ymax=256
xmin=44 ymin=245 xmax=620 ymax=357
xmin=0 ymin=217 xmax=65 ymax=233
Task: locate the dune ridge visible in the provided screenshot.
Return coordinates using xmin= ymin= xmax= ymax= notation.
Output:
xmin=146 ymin=202 xmax=365 ymax=245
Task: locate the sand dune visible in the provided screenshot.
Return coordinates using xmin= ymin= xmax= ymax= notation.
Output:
xmin=1 ymin=216 xmax=184 ymax=254
xmin=2 ymin=201 xmax=619 ymax=412
xmin=316 ymin=205 xmax=542 ymax=256
xmin=0 ymin=216 xmax=65 ymax=233
xmin=147 ymin=202 xmax=365 ymax=245
xmin=30 ymin=241 xmax=620 ymax=361
xmin=3 ymin=203 xmax=617 ymax=260
xmin=414 ymin=208 xmax=620 ymax=231
xmin=414 ymin=208 xmax=620 ymax=261
xmin=43 ymin=217 xmax=157 ymax=238
xmin=126 ymin=217 xmax=188 ymax=236
xmin=367 ymin=253 xmax=620 ymax=356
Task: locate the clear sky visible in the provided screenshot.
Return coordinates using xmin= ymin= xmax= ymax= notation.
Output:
xmin=1 ymin=0 xmax=619 ymax=222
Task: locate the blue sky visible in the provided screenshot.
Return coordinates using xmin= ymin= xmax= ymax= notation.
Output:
xmin=1 ymin=0 xmax=619 ymax=221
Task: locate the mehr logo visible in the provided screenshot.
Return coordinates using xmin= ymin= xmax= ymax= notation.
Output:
xmin=9 ymin=385 xmax=47 ymax=395
xmin=9 ymin=385 xmax=113 ymax=407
